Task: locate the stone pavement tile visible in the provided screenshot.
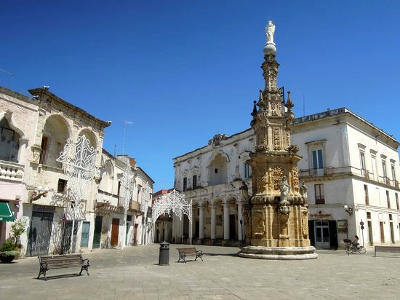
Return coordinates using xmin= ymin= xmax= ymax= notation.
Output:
xmin=2 ymin=245 xmax=400 ymax=299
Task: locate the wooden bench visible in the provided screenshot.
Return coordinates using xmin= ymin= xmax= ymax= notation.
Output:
xmin=374 ymin=246 xmax=400 ymax=257
xmin=37 ymin=254 xmax=90 ymax=280
xmin=177 ymin=247 xmax=203 ymax=263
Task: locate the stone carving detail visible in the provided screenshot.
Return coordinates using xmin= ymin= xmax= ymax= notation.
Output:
xmin=301 ymin=209 xmax=309 ymax=237
xmin=279 ymin=176 xmax=290 ymax=215
xmin=208 ymin=134 xmax=228 ymax=146
xmin=300 ymin=181 xmax=308 ymax=206
xmin=255 ymin=167 xmax=268 ymax=193
xmin=291 ymin=167 xmax=299 ymax=193
xmin=271 ymin=166 xmax=284 ymax=190
xmin=253 ymin=210 xmax=265 ymax=238
xmin=273 ymin=127 xmax=280 ymax=150
xmin=31 ymin=145 xmax=41 ymax=164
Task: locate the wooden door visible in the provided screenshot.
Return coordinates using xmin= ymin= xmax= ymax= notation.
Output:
xmin=380 ymin=222 xmax=385 ymax=243
xmin=111 ymin=218 xmax=119 ymax=247
xmin=28 ymin=211 xmax=53 ymax=256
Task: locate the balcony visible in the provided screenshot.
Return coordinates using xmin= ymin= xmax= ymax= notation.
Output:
xmin=0 ymin=160 xmax=24 ymax=182
xmin=129 ymin=201 xmax=141 ymax=212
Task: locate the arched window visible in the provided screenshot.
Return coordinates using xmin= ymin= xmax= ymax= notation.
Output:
xmin=208 ymin=153 xmax=228 ymax=186
xmin=40 ymin=115 xmax=69 ymax=167
xmin=0 ymin=117 xmax=20 ymax=162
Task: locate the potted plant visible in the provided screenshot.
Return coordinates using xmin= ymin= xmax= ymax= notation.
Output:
xmin=0 ymin=218 xmax=27 ymax=263
xmin=10 ymin=218 xmax=28 ymax=255
xmin=0 ymin=238 xmax=18 ymax=263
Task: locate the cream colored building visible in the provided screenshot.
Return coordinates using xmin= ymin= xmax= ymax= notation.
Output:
xmin=173 ymin=108 xmax=400 ymax=249
xmin=0 ymin=86 xmax=154 ymax=256
xmin=95 ymin=151 xmax=154 ymax=249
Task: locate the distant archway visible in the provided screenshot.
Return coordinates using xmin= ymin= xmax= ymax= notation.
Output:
xmin=152 ymin=189 xmax=193 ymax=244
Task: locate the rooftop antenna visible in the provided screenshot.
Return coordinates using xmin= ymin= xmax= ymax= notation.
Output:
xmin=122 ymin=120 xmax=133 ymax=155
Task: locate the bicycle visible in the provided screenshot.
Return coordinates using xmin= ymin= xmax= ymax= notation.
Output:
xmin=344 ymin=239 xmax=367 ymax=255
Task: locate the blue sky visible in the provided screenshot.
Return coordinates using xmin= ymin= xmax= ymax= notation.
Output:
xmin=1 ymin=1 xmax=399 ymax=191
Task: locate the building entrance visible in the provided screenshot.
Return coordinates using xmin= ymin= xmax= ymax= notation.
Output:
xmin=314 ymin=220 xmax=330 ymax=249
xmin=93 ymin=216 xmax=102 ymax=248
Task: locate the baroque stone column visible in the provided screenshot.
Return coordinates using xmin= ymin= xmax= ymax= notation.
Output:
xmin=210 ymin=202 xmax=216 ymax=240
xmin=239 ymin=20 xmax=317 ymax=260
xmin=199 ymin=202 xmax=204 ymax=240
xmin=223 ymin=199 xmax=230 ymax=240
xmin=237 ymin=201 xmax=243 ymax=241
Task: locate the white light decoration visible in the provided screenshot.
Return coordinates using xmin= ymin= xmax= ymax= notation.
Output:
xmin=141 ymin=183 xmax=152 ymax=245
xmin=120 ymin=163 xmax=134 ymax=247
xmin=121 ymin=163 xmax=134 ymax=211
xmin=152 ymin=189 xmax=192 ymax=244
xmin=57 ymin=135 xmax=97 ymax=253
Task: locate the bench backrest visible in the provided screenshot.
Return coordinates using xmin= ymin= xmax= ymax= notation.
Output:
xmin=375 ymin=246 xmax=400 ymax=252
xmin=39 ymin=254 xmax=83 ymax=269
xmin=177 ymin=248 xmax=197 ymax=255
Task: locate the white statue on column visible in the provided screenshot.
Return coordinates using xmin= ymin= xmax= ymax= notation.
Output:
xmin=264 ymin=20 xmax=277 ymax=54
xmin=266 ymin=20 xmax=275 ymax=45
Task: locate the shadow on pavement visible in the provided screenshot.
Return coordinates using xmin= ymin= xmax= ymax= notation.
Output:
xmin=203 ymin=252 xmax=239 ymax=257
xmin=35 ymin=273 xmax=87 ymax=281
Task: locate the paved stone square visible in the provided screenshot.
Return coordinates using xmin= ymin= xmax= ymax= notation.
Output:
xmin=1 ymin=244 xmax=400 ymax=299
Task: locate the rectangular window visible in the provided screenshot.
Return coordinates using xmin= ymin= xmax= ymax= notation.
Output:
xmin=244 ymin=163 xmax=251 ymax=178
xmin=364 ymin=184 xmax=369 ymax=205
xmin=391 ymin=164 xmax=396 ymax=183
xmin=193 ymin=175 xmax=197 ymax=189
xmin=183 ymin=177 xmax=187 ymax=191
xmin=137 ymin=185 xmax=142 ymax=203
xmin=360 ymin=151 xmax=366 ymax=176
xmin=118 ymin=181 xmax=121 ymax=197
xmin=57 ymin=179 xmax=67 ymax=193
xmin=382 ymin=160 xmax=387 ymax=183
xmin=314 ymin=184 xmax=325 ymax=204
xmin=396 ymin=193 xmax=399 ymax=210
xmin=39 ymin=136 xmax=48 ymax=164
xmin=371 ymin=155 xmax=377 ymax=180
xmin=386 ymin=190 xmax=390 ymax=208
xmin=367 ymin=212 xmax=371 ymax=219
xmin=312 ymin=150 xmax=323 ymax=169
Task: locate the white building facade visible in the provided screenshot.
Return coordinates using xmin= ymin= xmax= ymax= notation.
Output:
xmin=173 ymin=108 xmax=400 ymax=249
xmin=0 ymin=86 xmax=154 ymax=256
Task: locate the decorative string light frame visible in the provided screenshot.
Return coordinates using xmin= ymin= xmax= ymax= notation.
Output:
xmin=57 ymin=135 xmax=98 ymax=253
xmin=152 ymin=189 xmax=192 ymax=243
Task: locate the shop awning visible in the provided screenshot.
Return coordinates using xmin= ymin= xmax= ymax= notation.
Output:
xmin=0 ymin=202 xmax=15 ymax=222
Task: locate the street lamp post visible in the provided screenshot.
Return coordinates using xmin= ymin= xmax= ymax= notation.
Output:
xmin=360 ymin=220 xmax=365 ymax=247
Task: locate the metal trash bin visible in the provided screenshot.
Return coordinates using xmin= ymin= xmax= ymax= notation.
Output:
xmin=159 ymin=241 xmax=169 ymax=266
